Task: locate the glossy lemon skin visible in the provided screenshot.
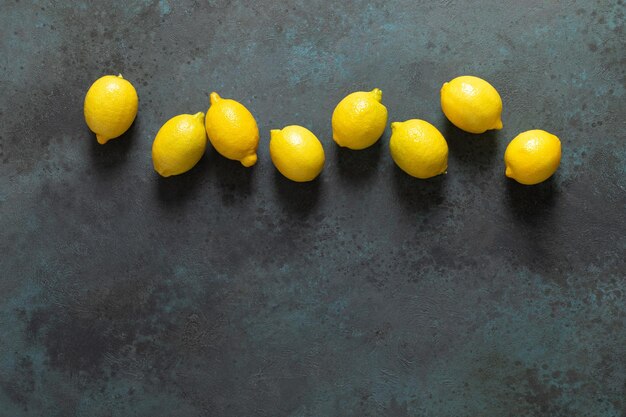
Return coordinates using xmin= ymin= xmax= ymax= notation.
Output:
xmin=152 ymin=113 xmax=207 ymax=177
xmin=505 ymin=129 xmax=561 ymax=185
xmin=205 ymin=92 xmax=259 ymax=167
xmin=270 ymin=125 xmax=325 ymax=182
xmin=332 ymin=88 xmax=388 ymax=150
xmin=84 ymin=74 xmax=138 ymax=144
xmin=390 ymin=119 xmax=448 ymax=179
xmin=440 ymin=75 xmax=503 ymax=134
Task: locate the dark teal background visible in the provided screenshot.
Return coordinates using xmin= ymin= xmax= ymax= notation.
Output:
xmin=1 ymin=0 xmax=625 ymax=416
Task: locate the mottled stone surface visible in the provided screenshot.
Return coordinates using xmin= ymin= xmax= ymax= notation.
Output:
xmin=1 ymin=0 xmax=625 ymax=416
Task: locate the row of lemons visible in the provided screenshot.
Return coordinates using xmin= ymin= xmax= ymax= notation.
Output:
xmin=84 ymin=75 xmax=561 ymax=185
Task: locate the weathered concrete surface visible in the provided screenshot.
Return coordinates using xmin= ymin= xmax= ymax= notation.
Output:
xmin=0 ymin=0 xmax=624 ymax=416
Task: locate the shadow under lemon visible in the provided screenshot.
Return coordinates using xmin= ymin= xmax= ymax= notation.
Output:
xmin=392 ymin=164 xmax=447 ymax=213
xmin=441 ymin=119 xmax=500 ymax=171
xmin=205 ymin=146 xmax=255 ymax=205
xmin=155 ymin=145 xmax=257 ymax=205
xmin=88 ymin=117 xmax=138 ymax=170
xmin=502 ymin=175 xmax=564 ymax=285
xmin=273 ymin=169 xmax=322 ymax=216
xmin=334 ymin=134 xmax=384 ymax=184
xmin=504 ymin=175 xmax=560 ymax=226
xmin=155 ymin=153 xmax=210 ymax=204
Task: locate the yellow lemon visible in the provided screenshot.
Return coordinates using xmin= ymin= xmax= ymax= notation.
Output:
xmin=84 ymin=74 xmax=138 ymax=144
xmin=152 ymin=113 xmax=207 ymax=177
xmin=205 ymin=92 xmax=259 ymax=167
xmin=504 ymin=130 xmax=561 ymax=185
xmin=270 ymin=125 xmax=325 ymax=182
xmin=390 ymin=119 xmax=448 ymax=179
xmin=440 ymin=75 xmax=503 ymax=134
xmin=332 ymin=88 xmax=388 ymax=150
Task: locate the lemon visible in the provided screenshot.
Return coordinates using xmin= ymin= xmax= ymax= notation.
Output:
xmin=152 ymin=113 xmax=207 ymax=177
xmin=390 ymin=119 xmax=448 ymax=179
xmin=205 ymin=92 xmax=259 ymax=167
xmin=84 ymin=74 xmax=138 ymax=144
xmin=440 ymin=75 xmax=503 ymax=134
xmin=332 ymin=88 xmax=388 ymax=150
xmin=270 ymin=125 xmax=325 ymax=182
xmin=504 ymin=129 xmax=561 ymax=185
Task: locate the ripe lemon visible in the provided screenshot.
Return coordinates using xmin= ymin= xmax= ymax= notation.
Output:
xmin=152 ymin=113 xmax=207 ymax=177
xmin=440 ymin=75 xmax=503 ymax=134
xmin=504 ymin=130 xmax=561 ymax=185
xmin=84 ymin=74 xmax=138 ymax=144
xmin=390 ymin=119 xmax=448 ymax=179
xmin=332 ymin=88 xmax=388 ymax=150
xmin=205 ymin=92 xmax=259 ymax=167
xmin=270 ymin=125 xmax=325 ymax=182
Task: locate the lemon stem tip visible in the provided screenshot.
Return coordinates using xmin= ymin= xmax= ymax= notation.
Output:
xmin=241 ymin=154 xmax=258 ymax=167
xmin=210 ymin=92 xmax=221 ymax=105
xmin=371 ymin=88 xmax=383 ymax=102
xmin=96 ymin=134 xmax=108 ymax=144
